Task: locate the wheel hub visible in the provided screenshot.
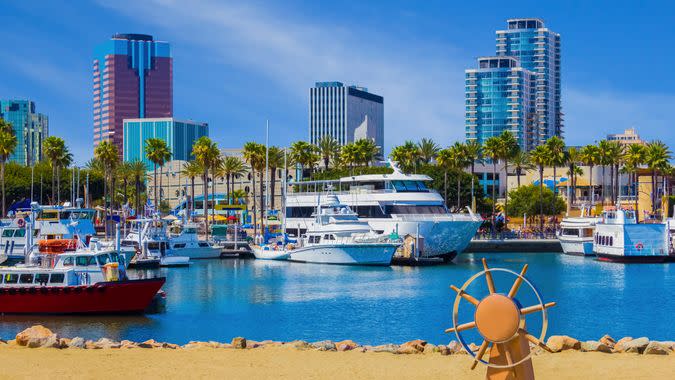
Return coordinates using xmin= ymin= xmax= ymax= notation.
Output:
xmin=474 ymin=294 xmax=521 ymax=343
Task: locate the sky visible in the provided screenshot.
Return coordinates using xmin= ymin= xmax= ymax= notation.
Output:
xmin=1 ymin=0 xmax=674 ymax=165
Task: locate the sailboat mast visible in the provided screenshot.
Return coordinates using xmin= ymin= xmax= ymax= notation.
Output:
xmin=282 ymin=148 xmax=287 ymax=236
xmin=264 ymin=120 xmax=269 ymax=240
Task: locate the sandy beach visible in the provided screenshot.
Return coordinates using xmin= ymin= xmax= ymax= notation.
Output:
xmin=0 ymin=345 xmax=672 ymax=380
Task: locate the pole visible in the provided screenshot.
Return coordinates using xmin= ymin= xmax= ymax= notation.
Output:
xmin=264 ymin=119 xmax=269 ymax=243
xmin=86 ymin=172 xmax=89 ymax=208
xmin=30 ymin=165 xmax=34 ymax=201
xmin=282 ymin=148 xmax=287 ymax=238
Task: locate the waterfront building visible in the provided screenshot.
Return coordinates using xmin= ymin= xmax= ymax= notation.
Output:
xmin=308 ymin=81 xmax=384 ymax=152
xmin=465 ymin=57 xmax=536 ymax=150
xmin=0 ymin=99 xmax=48 ymax=165
xmin=93 ymin=33 xmax=173 ymax=157
xmin=607 ymin=127 xmax=645 ymax=146
xmin=123 ymin=118 xmax=208 ymax=169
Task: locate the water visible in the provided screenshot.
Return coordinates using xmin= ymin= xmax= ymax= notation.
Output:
xmin=1 ymin=252 xmax=673 ymax=345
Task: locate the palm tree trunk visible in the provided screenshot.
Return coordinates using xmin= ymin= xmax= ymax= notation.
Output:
xmin=504 ymin=160 xmax=509 ymax=230
xmin=57 ymin=167 xmax=61 ymax=204
xmin=251 ymin=168 xmax=257 ymax=237
xmin=551 ymin=166 xmax=557 ymax=213
xmin=153 ymin=164 xmax=158 ymax=209
xmin=443 ymin=170 xmax=448 ymax=207
xmin=539 ymin=167 xmax=544 ymax=232
xmin=203 ymin=170 xmax=209 ymax=239
xmin=52 ymin=165 xmax=56 ymax=204
xmin=226 ymin=174 xmax=231 ymax=205
xmin=135 ymin=175 xmax=140 ymax=216
xmin=159 ymin=166 xmax=163 ymax=211
xmin=211 ymin=171 xmax=216 ymax=221
xmin=456 ymin=173 xmax=461 ymax=210
xmin=609 ymin=165 xmax=614 ymax=204
xmin=633 ymin=172 xmax=639 ymax=221
xmin=190 ymin=177 xmax=195 ymax=222
xmin=589 ymin=166 xmax=594 ymax=212
xmin=601 ymin=166 xmax=606 ymax=205
xmin=651 ymin=170 xmax=656 ymax=214
xmin=516 ymin=168 xmax=521 ymax=187
xmin=103 ymin=171 xmax=108 ymax=239
xmin=270 ymin=168 xmax=277 ymax=210
xmin=1 ymin=162 xmax=5 ymax=217
xmin=491 ymin=161 xmax=497 ymax=235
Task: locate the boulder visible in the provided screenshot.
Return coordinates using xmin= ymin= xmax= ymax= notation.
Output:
xmin=546 ymin=335 xmax=581 ymax=352
xmin=643 ymin=341 xmax=670 ymax=355
xmin=618 ymin=337 xmax=649 ymax=354
xmin=120 ymin=340 xmax=138 ymax=349
xmin=84 ymin=340 xmax=98 ymax=349
xmin=396 ymin=340 xmax=427 ymax=354
xmin=423 ymin=343 xmax=438 ymax=354
xmin=599 ymin=334 xmax=616 ymax=348
xmin=94 ymin=338 xmax=121 ymax=349
xmin=182 ymin=341 xmax=212 ymax=349
xmin=446 ymin=341 xmax=464 ymax=354
xmin=218 ymin=343 xmax=233 ymax=349
xmin=67 ymin=337 xmax=85 ymax=349
xmin=613 ymin=337 xmax=632 ymax=352
xmin=311 ymin=340 xmax=336 ymax=351
xmin=138 ymin=339 xmax=164 ymax=349
xmin=581 ymin=341 xmax=612 ymax=353
xmin=335 ymin=340 xmax=359 ymax=352
xmin=245 ymin=340 xmax=262 ymax=349
xmin=58 ymin=338 xmax=71 ymax=348
xmin=40 ymin=334 xmax=61 ymax=349
xmin=370 ymin=344 xmax=398 ymax=353
xmin=162 ymin=342 xmax=180 ymax=349
xmin=439 ymin=345 xmax=451 ymax=356
xmin=286 ymin=340 xmax=310 ymax=350
xmin=231 ymin=337 xmax=247 ymax=349
xmin=16 ymin=325 xmax=57 ymax=348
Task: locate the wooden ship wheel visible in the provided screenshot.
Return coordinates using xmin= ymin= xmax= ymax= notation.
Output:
xmin=446 ymin=259 xmax=556 ymax=380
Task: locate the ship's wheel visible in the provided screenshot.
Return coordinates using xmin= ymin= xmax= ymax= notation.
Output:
xmin=446 ymin=259 xmax=555 ymax=379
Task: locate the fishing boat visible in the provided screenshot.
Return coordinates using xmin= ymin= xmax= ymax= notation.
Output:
xmin=281 ymin=195 xmax=401 ymax=266
xmin=252 ymin=245 xmax=291 ymax=261
xmin=122 ymin=219 xmax=189 ymax=268
xmin=168 ymin=223 xmax=223 ymax=259
xmin=593 ymin=208 xmax=674 ymax=263
xmin=558 ymin=217 xmax=598 ymax=256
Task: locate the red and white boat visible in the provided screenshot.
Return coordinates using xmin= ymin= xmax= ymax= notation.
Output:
xmin=0 ymin=248 xmax=165 ymax=314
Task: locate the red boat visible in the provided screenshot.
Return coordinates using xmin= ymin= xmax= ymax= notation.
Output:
xmin=0 ymin=278 xmax=165 ymax=314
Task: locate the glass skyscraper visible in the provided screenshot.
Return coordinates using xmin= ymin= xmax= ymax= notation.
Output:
xmin=123 ymin=118 xmax=208 ymax=170
xmin=466 ymin=18 xmax=561 ymax=150
xmin=0 ymin=100 xmax=48 ymax=165
xmin=93 ymin=34 xmax=173 ymax=157
xmin=309 ymin=82 xmax=384 ymax=152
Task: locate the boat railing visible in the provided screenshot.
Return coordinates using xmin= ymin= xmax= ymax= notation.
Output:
xmin=394 ymin=213 xmax=479 ymax=222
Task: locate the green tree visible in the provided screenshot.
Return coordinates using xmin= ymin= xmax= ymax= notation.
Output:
xmin=268 ymin=146 xmax=285 ymax=209
xmin=545 ymin=136 xmax=566 ymax=208
xmin=597 ymin=139 xmax=612 ymax=204
xmin=340 ymin=142 xmax=359 ymax=174
xmin=579 ymin=144 xmax=600 ymax=207
xmin=145 ymin=138 xmax=172 ymax=208
xmin=511 ymin=150 xmax=533 ymax=188
xmin=221 ymin=156 xmax=245 ymax=205
xmin=181 ymin=160 xmax=203 ymax=220
xmin=243 ymin=142 xmax=265 ymax=235
xmin=192 ymin=136 xmax=220 ymax=239
xmin=464 ymin=140 xmax=482 ymax=211
xmin=622 ymin=144 xmax=646 ymax=215
xmin=529 ymin=145 xmax=552 ymax=231
xmin=482 ymin=136 xmax=502 ymax=227
xmin=389 ymin=141 xmax=420 ymax=173
xmin=354 ymin=138 xmax=379 ymax=167
xmin=0 ymin=123 xmax=18 ymax=216
xmin=564 ymin=147 xmax=581 ymax=206
xmin=317 ymin=136 xmax=340 ymax=170
xmin=418 ymin=138 xmax=440 ymax=164
xmin=43 ymin=136 xmax=70 ymax=204
xmin=94 ymin=141 xmax=118 ymax=238
xmin=289 ymin=141 xmax=318 ymax=179
xmin=128 ymin=160 xmax=147 ymax=216
xmin=508 ymin=185 xmax=565 ymax=218
xmin=644 ymin=141 xmax=672 ymax=214
xmin=498 ymin=131 xmax=519 ymax=227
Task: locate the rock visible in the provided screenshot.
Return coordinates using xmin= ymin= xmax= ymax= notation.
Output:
xmin=643 ymin=341 xmax=670 ymax=355
xmin=287 ymin=340 xmax=310 ymax=350
xmin=311 ymin=340 xmax=336 ymax=351
xmin=67 ymin=337 xmax=84 ymax=349
xmin=335 ymin=340 xmax=359 ymax=352
xmin=58 ymin=338 xmax=71 ymax=348
xmin=138 ymin=339 xmax=163 ymax=349
xmin=40 ymin=334 xmax=61 ymax=349
xmin=120 ymin=340 xmax=138 ymax=349
xmin=218 ymin=343 xmax=233 ymax=349
xmin=446 ymin=341 xmax=464 ymax=354
xmin=94 ymin=338 xmax=121 ymax=349
xmin=423 ymin=343 xmax=438 ymax=354
xmin=599 ymin=334 xmax=616 ymax=348
xmin=613 ymin=337 xmax=633 ymax=352
xmin=84 ymin=340 xmax=98 ymax=349
xmin=619 ymin=337 xmax=649 ymax=354
xmin=16 ymin=325 xmax=58 ymax=348
xmin=182 ymin=341 xmax=212 ymax=349
xmin=231 ymin=337 xmax=247 ymax=349
xmin=397 ymin=340 xmax=427 ymax=354
xmin=370 ymin=344 xmax=399 ymax=353
xmin=245 ymin=340 xmax=262 ymax=349
xmin=162 ymin=342 xmax=180 ymax=349
xmin=439 ymin=345 xmax=452 ymax=356
xmin=581 ymin=340 xmax=612 ymax=353
xmin=546 ymin=335 xmax=581 ymax=352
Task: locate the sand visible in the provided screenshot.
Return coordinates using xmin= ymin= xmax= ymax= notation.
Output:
xmin=0 ymin=346 xmax=672 ymax=380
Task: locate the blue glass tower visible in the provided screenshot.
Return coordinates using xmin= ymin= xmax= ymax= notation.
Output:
xmin=0 ymin=100 xmax=49 ymax=165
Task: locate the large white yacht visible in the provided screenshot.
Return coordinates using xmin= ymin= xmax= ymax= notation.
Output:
xmin=168 ymin=223 xmax=223 ymax=259
xmin=285 ymin=165 xmax=482 ymax=260
xmin=558 ymin=217 xmax=598 ymax=256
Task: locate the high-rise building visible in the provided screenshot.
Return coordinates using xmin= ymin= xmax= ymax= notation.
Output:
xmin=465 ymin=57 xmax=536 ymax=150
xmin=496 ymin=18 xmax=562 ymax=143
xmin=466 ymin=18 xmax=561 ymax=150
xmin=0 ymin=100 xmax=49 ymax=165
xmin=309 ymin=82 xmax=384 ymax=152
xmin=123 ymin=117 xmax=208 ymax=169
xmin=93 ymin=33 xmax=173 ymax=156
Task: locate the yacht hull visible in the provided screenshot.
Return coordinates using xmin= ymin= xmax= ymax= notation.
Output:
xmin=560 ymin=240 xmax=594 ymax=256
xmin=0 ymin=278 xmax=165 ymax=314
xmin=288 ymin=244 xmax=398 ymax=266
xmin=253 ymin=247 xmax=291 ymax=261
xmin=172 ymin=247 xmax=222 ymax=259
xmin=595 ymin=253 xmax=671 ymax=263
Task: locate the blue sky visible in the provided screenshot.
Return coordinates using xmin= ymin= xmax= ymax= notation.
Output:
xmin=1 ymin=0 xmax=674 ymax=164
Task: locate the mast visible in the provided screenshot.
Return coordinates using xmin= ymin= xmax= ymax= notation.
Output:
xmin=282 ymin=147 xmax=287 ymax=236
xmin=264 ymin=119 xmax=269 ymax=242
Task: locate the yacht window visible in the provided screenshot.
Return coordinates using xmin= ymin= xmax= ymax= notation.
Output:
xmin=198 ymin=242 xmax=210 ymax=248
xmin=173 ymin=243 xmax=186 ymax=249
xmin=49 ymin=273 xmax=65 ymax=284
xmin=287 ymin=206 xmax=314 ymax=218
xmin=323 ymin=234 xmax=335 ymax=240
xmin=609 ymin=237 xmax=613 ymax=246
xmin=308 ymin=235 xmax=321 ymax=244
xmin=582 ymin=229 xmax=594 ymax=238
xmin=35 ymin=274 xmax=49 ymax=284
xmin=184 ymin=228 xmax=197 ymax=234
xmin=14 ymin=228 xmax=26 ymax=237
xmin=1 ymin=229 xmax=14 ymax=237
xmin=121 ymin=241 xmax=138 ymax=247
xmin=147 ymin=242 xmax=160 ymax=250
xmin=96 ymin=254 xmax=111 ymax=266
xmin=4 ymin=273 xmax=19 ymax=284
xmin=561 ymin=228 xmax=578 ymax=237
xmin=386 ymin=205 xmax=447 ymax=215
xmin=76 ymin=256 xmax=96 ymax=266
xmin=19 ymin=274 xmax=34 ymax=284
xmin=354 ymin=206 xmax=390 ymax=219
xmin=62 ymin=257 xmax=74 ymax=266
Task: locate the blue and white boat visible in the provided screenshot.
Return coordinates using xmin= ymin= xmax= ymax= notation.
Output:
xmin=593 ymin=208 xmax=674 ymax=263
xmin=558 ymin=217 xmax=598 ymax=256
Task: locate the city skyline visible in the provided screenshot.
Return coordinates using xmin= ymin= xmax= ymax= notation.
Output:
xmin=1 ymin=1 xmax=674 ymax=164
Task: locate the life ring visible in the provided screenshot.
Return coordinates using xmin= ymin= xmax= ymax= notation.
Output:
xmin=635 ymin=242 xmax=644 ymax=251
xmin=17 ymin=218 xmax=25 ymax=228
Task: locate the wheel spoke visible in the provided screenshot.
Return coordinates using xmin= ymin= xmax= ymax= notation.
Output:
xmin=507 ymin=264 xmax=528 ymax=298
xmin=519 ymin=328 xmax=553 ymax=353
xmin=520 ymin=302 xmax=556 ymax=315
xmin=482 ymin=258 xmax=496 ymax=294
xmin=500 ymin=343 xmax=514 ymax=365
xmin=471 ymin=340 xmax=490 ymax=370
xmin=450 ymin=285 xmax=480 ymax=306
xmin=444 ymin=321 xmax=476 ymax=333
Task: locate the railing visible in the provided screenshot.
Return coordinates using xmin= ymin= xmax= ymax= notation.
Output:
xmin=395 ymin=214 xmax=479 ymax=222
xmin=473 ymin=229 xmax=558 ymax=240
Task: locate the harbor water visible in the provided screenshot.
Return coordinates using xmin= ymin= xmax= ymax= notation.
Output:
xmin=1 ymin=252 xmax=673 ymax=344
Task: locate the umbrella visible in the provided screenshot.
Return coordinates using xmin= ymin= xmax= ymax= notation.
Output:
xmin=162 ymin=214 xmax=178 ymax=221
xmin=227 ymin=215 xmax=238 ymax=221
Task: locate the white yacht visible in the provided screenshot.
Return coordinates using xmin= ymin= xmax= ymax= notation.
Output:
xmin=121 ymin=220 xmax=189 ymax=267
xmin=168 ymin=223 xmax=223 ymax=259
xmin=558 ymin=217 xmax=598 ymax=256
xmin=286 ymin=165 xmax=482 ymax=260
xmin=282 ymin=195 xmax=400 ymax=266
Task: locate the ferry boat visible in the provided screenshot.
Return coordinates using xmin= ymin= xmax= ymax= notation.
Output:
xmin=593 ymin=208 xmax=673 ymax=263
xmin=558 ymin=217 xmax=598 ymax=256
xmin=276 ymin=195 xmax=400 ymax=266
xmin=286 ymin=165 xmax=482 ymax=261
xmin=0 ymin=245 xmax=165 ymax=314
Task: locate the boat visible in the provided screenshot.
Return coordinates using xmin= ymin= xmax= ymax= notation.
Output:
xmin=280 ymin=195 xmax=401 ymax=266
xmin=285 ymin=162 xmax=482 ymax=261
xmin=168 ymin=223 xmax=223 ymax=259
xmin=252 ymin=245 xmax=291 ymax=261
xmin=213 ymin=224 xmax=253 ymax=258
xmin=593 ymin=208 xmax=674 ymax=263
xmin=122 ymin=219 xmax=189 ymax=268
xmin=558 ymin=217 xmax=598 ymax=256
xmin=0 ymin=239 xmax=165 ymax=314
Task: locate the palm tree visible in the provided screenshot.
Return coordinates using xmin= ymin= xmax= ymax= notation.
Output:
xmin=230 ymin=189 xmax=247 ymax=205
xmin=43 ymin=136 xmax=68 ymax=204
xmin=340 ymin=142 xmax=359 ymax=174
xmin=579 ymin=145 xmax=600 ymax=209
xmin=268 ymin=146 xmax=284 ymax=209
xmin=290 ymin=141 xmax=318 ymax=179
xmin=644 ymin=141 xmax=672 ymax=215
xmin=449 ymin=142 xmax=469 ymax=209
xmin=128 ymin=160 xmax=147 ymax=216
xmin=221 ymin=156 xmax=245 ymax=205
xmin=418 ymin=138 xmax=440 ymax=164
xmin=389 ymin=141 xmax=420 ymax=173
xmin=564 ymin=147 xmax=581 ymax=206
xmin=94 ymin=141 xmax=118 ymax=239
xmin=597 ymin=140 xmax=612 ymax=204
xmin=116 ymin=161 xmax=133 ymax=206
xmin=545 ymin=136 xmax=566 ymax=208
xmin=606 ymin=141 xmax=624 ymax=204
xmin=623 ymin=144 xmax=646 ymax=216
xmin=55 ymin=149 xmax=73 ymax=205
xmin=499 ymin=131 xmax=519 ymax=228
xmin=243 ymin=142 xmax=265 ymax=236
xmin=354 ymin=138 xmax=379 ymax=167
xmin=316 ymin=136 xmax=340 ymax=170
xmin=0 ymin=127 xmax=17 ymax=216
xmin=511 ymin=150 xmax=533 ymax=188
xmin=145 ymin=138 xmax=172 ymax=209
xmin=210 ymin=154 xmax=224 ymax=221
xmin=529 ymin=145 xmax=552 ymax=231
xmin=181 ymin=160 xmax=203 ymax=220
xmin=482 ymin=136 xmax=502 ymax=228
xmin=193 ymin=137 xmax=220 ymax=239
xmin=436 ymin=147 xmax=453 ymax=206
xmin=464 ymin=140 xmax=482 ymax=211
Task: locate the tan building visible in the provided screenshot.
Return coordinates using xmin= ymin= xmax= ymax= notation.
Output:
xmin=607 ymin=127 xmax=645 ymax=146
